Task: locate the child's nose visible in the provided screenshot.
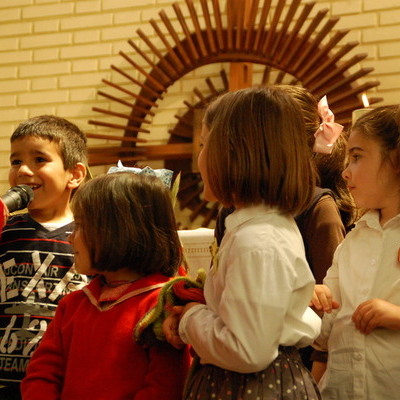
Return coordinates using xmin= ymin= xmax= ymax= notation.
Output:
xmin=341 ymin=165 xmax=350 ymax=181
xmin=18 ymin=164 xmax=34 ymax=176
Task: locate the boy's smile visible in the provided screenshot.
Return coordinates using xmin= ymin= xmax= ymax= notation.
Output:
xmin=9 ymin=136 xmax=75 ymax=223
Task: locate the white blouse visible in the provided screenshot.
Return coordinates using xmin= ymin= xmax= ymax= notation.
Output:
xmin=179 ymin=205 xmax=321 ymax=373
xmin=314 ymin=210 xmax=400 ymax=400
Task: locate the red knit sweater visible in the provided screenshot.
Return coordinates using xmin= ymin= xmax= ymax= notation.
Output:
xmin=21 ymin=274 xmax=191 ymax=400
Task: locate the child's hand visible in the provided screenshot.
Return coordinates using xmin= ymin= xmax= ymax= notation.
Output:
xmin=310 ymin=284 xmax=340 ymax=314
xmin=162 ymin=306 xmax=185 ymax=349
xmin=352 ymin=299 xmax=400 ymax=334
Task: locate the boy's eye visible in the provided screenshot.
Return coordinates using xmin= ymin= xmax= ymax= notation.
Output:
xmin=35 ymin=157 xmax=47 ymax=163
xmin=10 ymin=159 xmax=21 ymax=166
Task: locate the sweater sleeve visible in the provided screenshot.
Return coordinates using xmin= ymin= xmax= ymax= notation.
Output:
xmin=303 ymin=196 xmax=345 ymax=284
xmin=133 ymin=343 xmax=191 ymax=400
xmin=21 ymin=299 xmax=66 ymax=399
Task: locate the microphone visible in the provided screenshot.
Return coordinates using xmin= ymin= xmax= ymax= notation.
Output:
xmin=1 ymin=185 xmax=34 ymax=214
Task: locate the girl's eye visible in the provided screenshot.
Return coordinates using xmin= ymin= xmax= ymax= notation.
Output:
xmin=35 ymin=157 xmax=47 ymax=163
xmin=351 ymin=154 xmax=360 ymax=162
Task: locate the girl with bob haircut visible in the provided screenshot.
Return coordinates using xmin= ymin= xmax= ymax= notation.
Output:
xmin=22 ymin=172 xmax=190 ymax=400
xmin=164 ymin=86 xmax=322 ymax=400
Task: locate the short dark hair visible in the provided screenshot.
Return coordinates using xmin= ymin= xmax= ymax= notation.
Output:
xmin=11 ymin=115 xmax=87 ymax=169
xmin=278 ymin=85 xmax=355 ymax=228
xmin=353 ymin=105 xmax=400 ymax=169
xmin=203 ymin=86 xmax=315 ymax=215
xmin=71 ymin=172 xmax=181 ymax=276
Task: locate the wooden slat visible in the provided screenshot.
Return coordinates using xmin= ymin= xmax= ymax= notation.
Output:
xmin=202 ymin=202 xmax=219 ymax=227
xmin=220 ymin=69 xmax=229 ymax=90
xmin=302 ymin=41 xmax=359 ymax=86
xmin=92 ymin=107 xmax=151 ymax=125
xmin=86 ymin=133 xmax=146 ymax=144
xmin=226 ymin=0 xmax=234 ymax=50
xmin=292 ymin=17 xmax=340 ymax=72
xmin=189 ymin=199 xmax=209 ymax=222
xmin=179 ymin=185 xmax=204 ymax=209
xmin=253 ymin=0 xmax=272 ymax=52
xmin=296 ymin=29 xmax=349 ymax=78
xmin=89 ymin=154 xmax=146 ymax=165
xmin=137 ymin=143 xmax=193 ymax=158
xmin=97 ymin=91 xmax=155 ymax=117
xmin=308 ymin=53 xmax=368 ymax=92
xmin=179 ymin=175 xmax=202 ymax=191
xmin=127 ymin=39 xmax=172 ymax=84
xmin=186 ymin=0 xmax=208 ymax=57
xmin=119 ymin=51 xmax=166 ymax=92
xmin=88 ymin=146 xmax=147 ymax=155
xmin=316 ymin=68 xmax=374 ymax=98
xmin=262 ymin=65 xmax=271 ymax=85
xmin=193 ymin=87 xmax=207 ymax=102
xmin=261 ymin=0 xmax=285 ymax=55
xmin=200 ymin=0 xmax=217 ymax=54
xmin=276 ymin=1 xmax=315 ymax=64
xmin=328 ymin=81 xmax=380 ymax=104
xmin=136 ymin=28 xmax=178 ymax=78
xmin=102 ymin=79 xmax=158 ymax=108
xmin=173 ymin=2 xmax=200 ymax=61
xmin=281 ymin=8 xmax=329 ymax=70
xmin=212 ymin=0 xmax=225 ymax=50
xmin=111 ymin=64 xmax=163 ymax=100
xmin=150 ymin=18 xmax=185 ymax=71
xmin=244 ymin=0 xmax=260 ymax=51
xmin=159 ymin=9 xmax=192 ymax=65
xmin=270 ymin=0 xmax=301 ymax=57
xmin=234 ymin=0 xmax=245 ymax=51
xmin=91 ymin=143 xmax=194 ymax=164
xmin=205 ymin=77 xmax=219 ymax=96
xmin=87 ymin=122 xmax=150 ymax=135
xmin=174 ymin=113 xmax=194 ymax=128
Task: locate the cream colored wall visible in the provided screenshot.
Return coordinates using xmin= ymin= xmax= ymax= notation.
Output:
xmin=1 ymin=0 xmax=400 ymax=196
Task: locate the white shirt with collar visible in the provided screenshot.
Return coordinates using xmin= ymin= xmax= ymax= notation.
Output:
xmin=179 ymin=204 xmax=321 ymax=373
xmin=315 ymin=210 xmax=400 ymax=400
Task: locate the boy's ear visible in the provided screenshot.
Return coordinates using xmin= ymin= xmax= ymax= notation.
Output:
xmin=67 ymin=163 xmax=87 ymax=190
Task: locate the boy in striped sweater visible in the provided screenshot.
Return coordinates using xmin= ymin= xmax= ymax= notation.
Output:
xmin=0 ymin=115 xmax=88 ymax=399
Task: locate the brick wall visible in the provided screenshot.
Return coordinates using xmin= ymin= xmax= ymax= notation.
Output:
xmin=0 ymin=0 xmax=399 ymax=195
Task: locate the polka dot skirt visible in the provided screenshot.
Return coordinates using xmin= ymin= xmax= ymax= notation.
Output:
xmin=183 ymin=347 xmax=321 ymax=400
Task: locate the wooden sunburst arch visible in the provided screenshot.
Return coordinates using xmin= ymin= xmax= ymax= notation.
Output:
xmin=87 ymin=0 xmax=382 ymax=228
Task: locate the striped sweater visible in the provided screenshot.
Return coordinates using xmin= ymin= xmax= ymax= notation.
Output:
xmin=0 ymin=213 xmax=87 ymax=386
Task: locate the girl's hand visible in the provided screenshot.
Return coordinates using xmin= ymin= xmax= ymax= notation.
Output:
xmin=310 ymin=284 xmax=340 ymax=315
xmin=162 ymin=306 xmax=185 ymax=349
xmin=162 ymin=302 xmax=202 ymax=349
xmin=352 ymin=299 xmax=400 ymax=334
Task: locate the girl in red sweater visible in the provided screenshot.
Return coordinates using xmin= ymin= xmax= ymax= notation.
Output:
xmin=21 ymin=171 xmax=190 ymax=400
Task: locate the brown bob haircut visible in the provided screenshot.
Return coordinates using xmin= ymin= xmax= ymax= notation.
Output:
xmin=11 ymin=115 xmax=88 ymax=169
xmin=203 ymin=86 xmax=315 ymax=215
xmin=71 ymin=172 xmax=182 ymax=276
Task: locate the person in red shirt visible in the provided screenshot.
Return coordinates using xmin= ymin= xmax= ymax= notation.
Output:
xmin=21 ymin=171 xmax=190 ymax=400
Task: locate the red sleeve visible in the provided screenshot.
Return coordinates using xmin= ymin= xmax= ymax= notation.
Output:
xmin=21 ymin=300 xmax=66 ymax=399
xmin=0 ymin=199 xmax=7 ymax=235
xmin=134 ymin=343 xmax=191 ymax=400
